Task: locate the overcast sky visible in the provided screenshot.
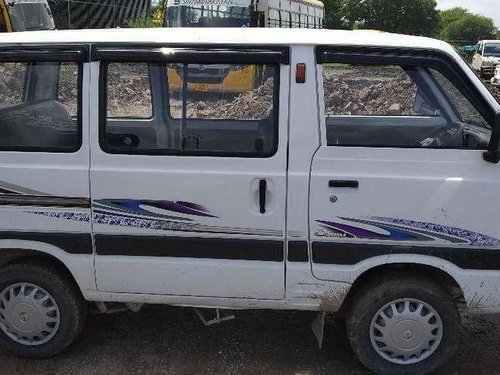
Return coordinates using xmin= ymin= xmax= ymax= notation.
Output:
xmin=437 ymin=0 xmax=500 ymax=27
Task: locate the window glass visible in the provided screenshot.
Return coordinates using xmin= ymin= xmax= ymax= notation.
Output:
xmin=58 ymin=63 xmax=79 ymax=117
xmin=103 ymin=62 xmax=278 ymax=156
xmin=430 ymin=69 xmax=489 ymax=129
xmin=324 ymin=65 xmax=420 ymax=116
xmin=323 ymin=63 xmax=491 ymax=149
xmin=0 ymin=61 xmax=80 ymax=152
xmin=0 ymin=63 xmax=26 ymax=107
xmin=107 ymin=63 xmax=152 ymax=118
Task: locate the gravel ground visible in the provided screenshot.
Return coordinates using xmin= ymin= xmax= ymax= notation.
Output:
xmin=1 ymin=306 xmax=500 ymax=375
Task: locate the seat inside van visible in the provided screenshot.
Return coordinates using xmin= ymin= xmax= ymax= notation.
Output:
xmin=0 ymin=100 xmax=78 ymax=150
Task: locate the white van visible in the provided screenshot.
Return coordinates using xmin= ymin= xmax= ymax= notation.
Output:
xmin=0 ymin=28 xmax=499 ymax=375
xmin=472 ymin=40 xmax=500 ymax=79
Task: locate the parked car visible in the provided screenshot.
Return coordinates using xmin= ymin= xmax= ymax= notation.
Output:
xmin=0 ymin=28 xmax=499 ymax=375
xmin=472 ymin=40 xmax=500 ymax=79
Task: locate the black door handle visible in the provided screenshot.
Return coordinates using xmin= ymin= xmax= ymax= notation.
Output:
xmin=259 ymin=179 xmax=267 ymax=214
xmin=329 ymin=180 xmax=359 ymax=188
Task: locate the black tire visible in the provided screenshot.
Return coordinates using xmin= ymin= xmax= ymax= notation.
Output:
xmin=346 ymin=272 xmax=459 ymax=375
xmin=0 ymin=260 xmax=87 ymax=358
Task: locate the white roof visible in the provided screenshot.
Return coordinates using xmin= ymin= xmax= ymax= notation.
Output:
xmin=0 ymin=27 xmax=455 ymax=54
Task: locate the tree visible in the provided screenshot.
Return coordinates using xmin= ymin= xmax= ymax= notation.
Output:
xmin=339 ymin=0 xmax=441 ymax=37
xmin=323 ymin=0 xmax=346 ymax=29
xmin=126 ymin=0 xmax=165 ymax=28
xmin=440 ymin=8 xmax=499 ymax=45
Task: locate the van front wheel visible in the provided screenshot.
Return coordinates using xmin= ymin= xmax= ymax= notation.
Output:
xmin=0 ymin=261 xmax=87 ymax=358
xmin=346 ymin=273 xmax=459 ymax=375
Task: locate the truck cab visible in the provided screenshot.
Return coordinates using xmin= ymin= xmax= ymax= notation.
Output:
xmin=0 ymin=28 xmax=498 ymax=375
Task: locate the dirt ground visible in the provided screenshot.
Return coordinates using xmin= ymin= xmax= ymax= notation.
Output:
xmin=1 ymin=307 xmax=500 ymax=375
xmin=0 ymin=306 xmax=496 ymax=375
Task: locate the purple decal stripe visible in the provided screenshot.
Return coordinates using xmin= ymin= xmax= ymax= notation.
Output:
xmin=317 ymin=220 xmax=385 ymax=239
xmin=316 ymin=216 xmax=500 ymax=247
xmin=371 ymin=217 xmax=500 ymax=247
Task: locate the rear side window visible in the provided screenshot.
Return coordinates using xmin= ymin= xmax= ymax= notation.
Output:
xmin=102 ymin=62 xmax=278 ymax=157
xmin=322 ymin=63 xmax=491 ymax=149
xmin=0 ymin=61 xmax=80 ymax=152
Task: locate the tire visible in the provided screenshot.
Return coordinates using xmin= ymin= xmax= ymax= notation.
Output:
xmin=346 ymin=272 xmax=459 ymax=375
xmin=0 ymin=260 xmax=87 ymax=358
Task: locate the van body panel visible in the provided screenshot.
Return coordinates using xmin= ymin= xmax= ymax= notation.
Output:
xmin=0 ymin=29 xmax=497 ymax=314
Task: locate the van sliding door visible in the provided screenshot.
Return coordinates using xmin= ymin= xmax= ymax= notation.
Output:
xmin=90 ymin=46 xmax=290 ymax=299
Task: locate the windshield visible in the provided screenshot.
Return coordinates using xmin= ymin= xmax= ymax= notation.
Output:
xmin=7 ymin=1 xmax=55 ymax=31
xmin=484 ymin=43 xmax=500 ymax=57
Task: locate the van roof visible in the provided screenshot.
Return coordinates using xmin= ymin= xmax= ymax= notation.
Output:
xmin=0 ymin=27 xmax=454 ymax=53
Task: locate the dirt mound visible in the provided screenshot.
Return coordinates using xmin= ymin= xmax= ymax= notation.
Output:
xmin=490 ymin=86 xmax=500 ymax=102
xmin=323 ymin=73 xmax=417 ymax=116
xmin=170 ymin=78 xmax=274 ymax=120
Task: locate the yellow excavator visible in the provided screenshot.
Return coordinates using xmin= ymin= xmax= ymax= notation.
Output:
xmin=0 ymin=0 xmax=54 ymax=32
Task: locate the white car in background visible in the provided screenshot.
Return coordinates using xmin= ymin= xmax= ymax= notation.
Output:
xmin=472 ymin=40 xmax=500 ymax=79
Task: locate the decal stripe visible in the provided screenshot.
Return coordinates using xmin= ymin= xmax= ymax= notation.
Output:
xmin=0 ymin=195 xmax=90 ymax=208
xmin=95 ymin=234 xmax=284 ymax=261
xmin=0 ymin=232 xmax=92 ymax=254
xmin=312 ymin=242 xmax=500 ymax=270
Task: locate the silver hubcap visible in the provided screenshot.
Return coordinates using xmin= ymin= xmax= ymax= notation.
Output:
xmin=0 ymin=283 xmax=60 ymax=346
xmin=370 ymin=298 xmax=443 ymax=365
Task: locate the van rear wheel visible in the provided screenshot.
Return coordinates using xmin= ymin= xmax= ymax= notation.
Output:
xmin=0 ymin=261 xmax=86 ymax=358
xmin=346 ymin=273 xmax=459 ymax=375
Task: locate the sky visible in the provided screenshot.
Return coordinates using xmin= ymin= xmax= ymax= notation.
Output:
xmin=437 ymin=0 xmax=500 ymax=27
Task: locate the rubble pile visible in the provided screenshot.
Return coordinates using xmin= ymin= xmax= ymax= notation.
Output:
xmin=323 ymin=68 xmax=418 ymax=116
xmin=0 ymin=63 xmax=25 ymax=105
xmin=169 ymin=78 xmax=274 ymax=119
xmin=107 ymin=64 xmax=152 ymax=118
xmin=491 ymin=86 xmax=500 ymax=102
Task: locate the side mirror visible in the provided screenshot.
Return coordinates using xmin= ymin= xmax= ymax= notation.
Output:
xmin=484 ymin=112 xmax=500 ymax=164
xmin=413 ymin=90 xmax=438 ymax=116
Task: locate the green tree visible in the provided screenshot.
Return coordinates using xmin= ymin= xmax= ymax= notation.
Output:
xmin=440 ymin=7 xmax=498 ymax=45
xmin=339 ymin=0 xmax=441 ymax=37
xmin=323 ymin=0 xmax=346 ymax=29
xmin=126 ymin=0 xmax=165 ymax=28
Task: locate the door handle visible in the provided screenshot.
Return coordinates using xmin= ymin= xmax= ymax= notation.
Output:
xmin=329 ymin=180 xmax=359 ymax=188
xmin=259 ymin=179 xmax=267 ymax=214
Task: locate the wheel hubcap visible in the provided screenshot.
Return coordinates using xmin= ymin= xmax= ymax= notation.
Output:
xmin=0 ymin=283 xmax=60 ymax=346
xmin=370 ymin=298 xmax=443 ymax=365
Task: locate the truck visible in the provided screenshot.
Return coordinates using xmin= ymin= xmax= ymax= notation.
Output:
xmin=472 ymin=40 xmax=500 ymax=79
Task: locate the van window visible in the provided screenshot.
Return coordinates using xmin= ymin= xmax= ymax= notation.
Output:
xmin=0 ymin=61 xmax=80 ymax=152
xmin=322 ymin=63 xmax=491 ymax=149
xmin=102 ymin=62 xmax=278 ymax=157
xmin=106 ymin=63 xmax=152 ymax=118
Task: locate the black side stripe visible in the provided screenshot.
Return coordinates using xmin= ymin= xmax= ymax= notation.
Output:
xmin=288 ymin=241 xmax=309 ymax=262
xmin=0 ymin=232 xmax=92 ymax=254
xmin=96 ymin=234 xmax=284 ymax=262
xmin=312 ymin=242 xmax=500 ymax=271
xmin=0 ymin=195 xmax=90 ymax=208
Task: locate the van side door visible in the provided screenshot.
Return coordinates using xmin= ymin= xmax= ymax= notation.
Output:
xmin=90 ymin=46 xmax=289 ymax=299
xmin=310 ymin=47 xmax=500 ymax=295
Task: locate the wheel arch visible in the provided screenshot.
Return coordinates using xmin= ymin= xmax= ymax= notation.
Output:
xmin=0 ymin=241 xmax=95 ymax=298
xmin=339 ymin=262 xmax=465 ymax=315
